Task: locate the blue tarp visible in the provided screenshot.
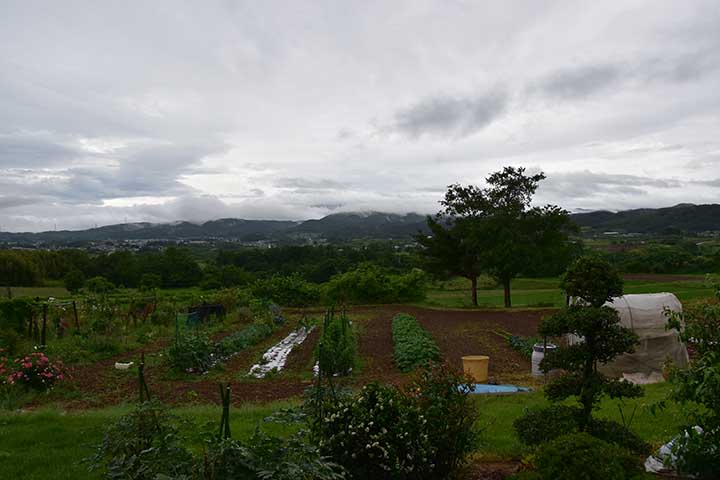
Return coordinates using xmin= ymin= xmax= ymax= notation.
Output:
xmin=463 ymin=384 xmax=531 ymax=394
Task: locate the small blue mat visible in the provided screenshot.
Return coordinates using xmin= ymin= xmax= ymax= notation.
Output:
xmin=462 ymin=384 xmax=531 ymax=394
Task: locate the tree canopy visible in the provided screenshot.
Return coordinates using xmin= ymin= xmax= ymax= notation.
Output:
xmin=418 ymin=166 xmax=577 ymax=306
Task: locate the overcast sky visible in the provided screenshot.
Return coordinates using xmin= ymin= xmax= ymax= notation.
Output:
xmin=1 ymin=1 xmax=719 ymax=232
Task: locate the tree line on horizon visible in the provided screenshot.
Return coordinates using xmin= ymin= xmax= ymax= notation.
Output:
xmin=1 ymin=167 xmax=718 ymax=301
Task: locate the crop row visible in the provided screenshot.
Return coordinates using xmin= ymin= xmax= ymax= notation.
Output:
xmin=391 ymin=313 xmax=440 ymax=372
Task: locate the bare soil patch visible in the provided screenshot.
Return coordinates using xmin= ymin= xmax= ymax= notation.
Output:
xmin=53 ymin=306 xmax=554 ymax=408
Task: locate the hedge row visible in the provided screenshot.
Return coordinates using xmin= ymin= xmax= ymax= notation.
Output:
xmin=391 ymin=313 xmax=440 ymax=372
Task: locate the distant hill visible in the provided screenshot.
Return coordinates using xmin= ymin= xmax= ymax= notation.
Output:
xmin=570 ymin=203 xmax=720 ymax=235
xmin=2 ymin=204 xmax=717 ymax=245
xmin=0 ymin=212 xmax=429 ymax=244
xmin=290 ymin=212 xmax=428 ymax=241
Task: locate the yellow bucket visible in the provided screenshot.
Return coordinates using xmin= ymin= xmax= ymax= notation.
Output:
xmin=462 ymin=355 xmax=489 ymax=383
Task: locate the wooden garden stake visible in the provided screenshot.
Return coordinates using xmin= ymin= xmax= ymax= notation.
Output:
xmin=138 ymin=352 xmax=151 ymax=402
xmin=218 ymin=383 xmax=231 ymax=439
xmin=72 ymin=300 xmax=79 ymax=330
xmin=41 ymin=303 xmax=48 ymax=347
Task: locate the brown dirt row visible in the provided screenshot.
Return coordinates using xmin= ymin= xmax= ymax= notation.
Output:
xmin=54 ymin=306 xmax=552 ymax=409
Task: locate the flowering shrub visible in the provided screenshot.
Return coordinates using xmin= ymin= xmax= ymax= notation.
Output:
xmin=314 ymin=383 xmax=435 ymax=478
xmin=6 ymin=352 xmax=65 ymax=391
xmin=312 ymin=364 xmax=478 ymax=479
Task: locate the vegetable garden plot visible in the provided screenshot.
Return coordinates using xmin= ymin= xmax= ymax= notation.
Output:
xmin=248 ymin=325 xmax=315 ymax=378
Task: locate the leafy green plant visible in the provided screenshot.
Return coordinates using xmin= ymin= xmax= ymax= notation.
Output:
xmin=313 ymin=382 xmax=435 ymax=478
xmin=324 ymin=263 xmax=427 ymax=305
xmin=662 ymin=287 xmax=720 ymax=478
xmin=507 ymin=334 xmax=540 ymax=360
xmin=311 ymin=364 xmax=478 ymax=479
xmin=205 ymin=432 xmax=346 ymax=480
xmin=86 ymin=400 xmax=194 ymax=480
xmin=407 ymin=362 xmax=479 ymax=473
xmin=392 ymin=313 xmax=440 ymax=372
xmin=534 ymin=432 xmax=642 ymax=480
xmin=85 ymin=276 xmax=116 ymax=294
xmin=514 ymin=405 xmax=649 ymax=455
xmin=217 ymin=322 xmax=273 ymax=357
xmin=316 ymin=310 xmax=355 ymax=376
xmin=167 ymin=330 xmax=215 ymax=373
xmin=252 ymin=274 xmax=322 ymax=307
xmin=514 ymin=405 xmax=582 ymax=447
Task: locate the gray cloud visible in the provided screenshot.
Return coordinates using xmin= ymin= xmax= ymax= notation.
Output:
xmin=540 ymin=171 xmax=684 ymax=199
xmin=0 ymin=1 xmax=719 ymax=231
xmin=535 ymin=64 xmax=621 ymax=100
xmin=388 ymin=90 xmax=507 ymax=139
xmin=274 ymin=177 xmax=351 ymax=191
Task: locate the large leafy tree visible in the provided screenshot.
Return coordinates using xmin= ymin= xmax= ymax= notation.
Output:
xmin=417 ymin=216 xmax=486 ymax=305
xmin=419 ymin=166 xmax=576 ymax=307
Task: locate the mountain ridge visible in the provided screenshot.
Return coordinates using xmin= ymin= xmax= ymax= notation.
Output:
xmin=1 ymin=204 xmax=718 ymax=244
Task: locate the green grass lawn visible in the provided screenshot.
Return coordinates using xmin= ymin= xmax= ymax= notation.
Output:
xmin=0 ymin=401 xmax=298 ymax=480
xmin=473 ymin=382 xmax=682 ymax=458
xmin=0 ymin=384 xmax=682 ymax=479
xmin=421 ymin=276 xmax=714 ymax=309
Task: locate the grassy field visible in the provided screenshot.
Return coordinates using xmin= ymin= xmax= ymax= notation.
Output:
xmin=0 ymin=383 xmax=680 ymax=479
xmin=0 ymin=401 xmax=298 ymax=480
xmin=421 ymin=275 xmax=713 ymax=309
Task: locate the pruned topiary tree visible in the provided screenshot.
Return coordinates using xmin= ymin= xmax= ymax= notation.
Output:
xmin=540 ymin=257 xmax=643 ymax=429
xmin=514 ymin=257 xmax=648 ymax=456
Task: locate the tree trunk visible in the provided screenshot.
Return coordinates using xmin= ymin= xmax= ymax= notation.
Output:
xmin=503 ymin=277 xmax=511 ymax=308
xmin=470 ymin=276 xmax=478 ymax=307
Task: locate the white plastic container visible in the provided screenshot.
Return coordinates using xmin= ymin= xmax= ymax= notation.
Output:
xmin=531 ymin=343 xmax=557 ymax=376
xmin=114 ymin=361 xmax=134 ymax=370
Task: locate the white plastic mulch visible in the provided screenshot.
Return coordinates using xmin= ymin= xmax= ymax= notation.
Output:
xmin=248 ymin=326 xmax=314 ymax=378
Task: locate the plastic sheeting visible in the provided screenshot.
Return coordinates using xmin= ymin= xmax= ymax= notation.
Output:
xmin=569 ymin=293 xmax=689 ymax=377
xmin=248 ymin=326 xmax=314 ymax=378
xmin=462 ymin=384 xmax=531 ymax=394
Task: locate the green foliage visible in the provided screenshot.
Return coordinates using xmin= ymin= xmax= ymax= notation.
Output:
xmin=252 ymin=274 xmax=322 ymax=307
xmin=408 ymin=363 xmax=480 ymax=473
xmin=514 ymin=405 xmax=582 ymax=447
xmin=311 ymin=365 xmax=478 ymax=479
xmin=85 ymin=276 xmax=116 ymax=294
xmin=217 ymin=322 xmax=274 ymax=357
xmin=534 ymin=432 xmax=642 ymax=480
xmin=138 ymin=273 xmax=161 ymax=291
xmin=664 ymin=289 xmax=720 ymax=478
xmin=167 ymin=330 xmax=216 ymax=373
xmin=0 ymin=298 xmax=33 ymax=341
xmin=418 ymin=167 xmax=576 ymax=307
xmin=205 ymin=432 xmax=346 ymax=480
xmin=513 ymin=405 xmax=649 ymax=455
xmin=561 ymin=256 xmax=623 ymax=307
xmin=63 ymin=270 xmax=85 ymax=294
xmin=317 ymin=310 xmax=355 ymax=376
xmin=537 ymin=258 xmax=642 ymax=429
xmin=313 ymin=383 xmax=433 ymax=478
xmin=507 ymin=335 xmax=540 ymax=360
xmin=324 ymin=263 xmax=427 ymax=305
xmin=216 ymin=243 xmax=422 ymax=284
xmin=391 ymin=313 xmax=440 ymax=373
xmin=0 ymin=251 xmax=41 ymax=286
xmin=86 ymin=400 xmax=194 ymax=480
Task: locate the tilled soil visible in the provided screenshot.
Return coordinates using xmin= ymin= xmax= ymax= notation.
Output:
xmin=55 ymin=306 xmax=554 ymax=409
